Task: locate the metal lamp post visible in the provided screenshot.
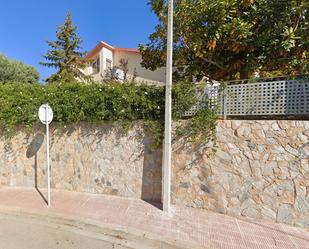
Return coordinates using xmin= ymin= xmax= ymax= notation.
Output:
xmin=162 ymin=0 xmax=174 ymax=213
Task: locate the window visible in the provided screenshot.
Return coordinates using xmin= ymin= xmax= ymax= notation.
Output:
xmin=106 ymin=59 xmax=112 ymax=70
xmin=91 ymin=57 xmax=100 ymax=74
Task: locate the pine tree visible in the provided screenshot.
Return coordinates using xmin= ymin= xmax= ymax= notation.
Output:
xmin=41 ymin=12 xmax=89 ymax=83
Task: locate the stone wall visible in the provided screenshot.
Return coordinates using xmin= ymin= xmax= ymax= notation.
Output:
xmin=0 ymin=122 xmax=162 ymax=203
xmin=172 ymin=120 xmax=309 ymax=228
xmin=0 ymin=120 xmax=308 ymax=228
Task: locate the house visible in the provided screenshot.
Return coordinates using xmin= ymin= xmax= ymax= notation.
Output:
xmin=84 ymin=41 xmax=165 ymax=85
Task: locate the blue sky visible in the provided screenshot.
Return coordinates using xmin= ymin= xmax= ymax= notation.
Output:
xmin=0 ymin=0 xmax=158 ymax=81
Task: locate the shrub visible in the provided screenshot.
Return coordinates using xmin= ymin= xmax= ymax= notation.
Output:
xmin=0 ymin=81 xmax=194 ymax=126
xmin=0 ymin=81 xmax=217 ymax=146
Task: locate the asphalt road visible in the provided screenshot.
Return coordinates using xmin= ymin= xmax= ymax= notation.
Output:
xmin=0 ymin=215 xmax=129 ymax=249
xmin=0 ymin=213 xmax=181 ymax=249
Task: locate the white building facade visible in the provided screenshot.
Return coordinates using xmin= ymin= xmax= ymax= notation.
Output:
xmin=84 ymin=41 xmax=165 ymax=85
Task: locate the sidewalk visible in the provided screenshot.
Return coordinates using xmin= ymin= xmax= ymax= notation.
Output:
xmin=0 ymin=187 xmax=308 ymax=249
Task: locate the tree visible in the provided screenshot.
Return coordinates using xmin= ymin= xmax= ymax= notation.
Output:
xmin=103 ymin=59 xmax=137 ymax=83
xmin=0 ymin=54 xmax=39 ymax=83
xmin=140 ymin=0 xmax=309 ymax=81
xmin=103 ymin=67 xmax=120 ymax=82
xmin=119 ymin=58 xmax=129 ymax=82
xmin=41 ymin=12 xmax=89 ymax=83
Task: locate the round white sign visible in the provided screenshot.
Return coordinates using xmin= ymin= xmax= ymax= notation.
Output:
xmin=38 ymin=104 xmax=53 ymax=125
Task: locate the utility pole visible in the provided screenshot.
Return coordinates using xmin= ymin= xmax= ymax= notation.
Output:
xmin=162 ymin=0 xmax=173 ymax=213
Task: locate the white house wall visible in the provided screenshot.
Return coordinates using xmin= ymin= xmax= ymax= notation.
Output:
xmin=113 ymin=51 xmax=165 ymax=85
xmin=84 ymin=45 xmax=166 ymax=85
xmin=102 ymin=47 xmax=113 ymax=73
xmin=85 ymin=47 xmax=113 ymax=82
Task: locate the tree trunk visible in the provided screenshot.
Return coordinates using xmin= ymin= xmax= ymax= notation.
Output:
xmin=240 ymin=68 xmax=249 ymax=80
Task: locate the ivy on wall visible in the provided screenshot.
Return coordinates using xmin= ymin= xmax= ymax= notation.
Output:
xmin=0 ymin=82 xmax=217 ymax=146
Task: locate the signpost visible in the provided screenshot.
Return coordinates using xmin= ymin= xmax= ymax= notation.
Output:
xmin=38 ymin=104 xmax=53 ymax=207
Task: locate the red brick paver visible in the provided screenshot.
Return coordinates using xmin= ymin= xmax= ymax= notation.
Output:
xmin=0 ymin=187 xmax=308 ymax=249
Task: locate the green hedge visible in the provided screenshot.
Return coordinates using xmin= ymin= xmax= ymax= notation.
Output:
xmin=0 ymin=82 xmax=196 ymax=129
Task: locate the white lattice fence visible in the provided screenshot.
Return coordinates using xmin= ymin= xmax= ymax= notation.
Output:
xmin=226 ymin=80 xmax=309 ymax=116
xmin=184 ymin=79 xmax=309 ymax=117
xmin=183 ymin=84 xmax=222 ymax=117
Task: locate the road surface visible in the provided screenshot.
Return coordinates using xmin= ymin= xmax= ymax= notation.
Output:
xmin=0 ymin=213 xmax=181 ymax=249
